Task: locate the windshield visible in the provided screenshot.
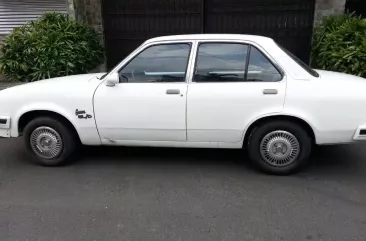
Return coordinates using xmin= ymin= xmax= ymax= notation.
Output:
xmin=276 ymin=43 xmax=319 ymax=78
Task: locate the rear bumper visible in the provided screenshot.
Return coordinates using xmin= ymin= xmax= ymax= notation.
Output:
xmin=353 ymin=124 xmax=366 ymax=141
xmin=0 ymin=116 xmax=11 ymax=138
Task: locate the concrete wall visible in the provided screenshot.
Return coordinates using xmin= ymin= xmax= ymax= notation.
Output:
xmin=68 ymin=0 xmax=106 ymax=72
xmin=68 ymin=0 xmax=103 ymax=34
xmin=314 ymin=0 xmax=347 ymax=25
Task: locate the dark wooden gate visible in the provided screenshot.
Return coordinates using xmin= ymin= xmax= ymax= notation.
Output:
xmin=346 ymin=0 xmax=366 ymax=17
xmin=102 ymin=0 xmax=316 ymax=69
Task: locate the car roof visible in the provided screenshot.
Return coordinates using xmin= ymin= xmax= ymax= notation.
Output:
xmin=145 ymin=34 xmax=274 ymax=44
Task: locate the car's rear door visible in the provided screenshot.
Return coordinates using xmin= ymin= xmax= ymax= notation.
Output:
xmin=187 ymin=40 xmax=286 ymax=144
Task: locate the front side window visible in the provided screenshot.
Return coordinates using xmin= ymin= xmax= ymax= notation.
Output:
xmin=119 ymin=43 xmax=191 ymax=83
xmin=194 ymin=43 xmax=249 ymax=82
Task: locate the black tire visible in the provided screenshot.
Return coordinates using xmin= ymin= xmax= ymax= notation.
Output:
xmin=23 ymin=116 xmax=79 ymax=166
xmin=247 ymin=121 xmax=312 ymax=175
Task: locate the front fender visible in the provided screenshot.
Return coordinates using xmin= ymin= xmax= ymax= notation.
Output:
xmin=12 ymin=102 xmax=101 ymax=145
xmin=12 ymin=102 xmax=78 ymax=137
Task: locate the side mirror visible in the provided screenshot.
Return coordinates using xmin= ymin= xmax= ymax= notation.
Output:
xmin=105 ymin=73 xmax=120 ymax=87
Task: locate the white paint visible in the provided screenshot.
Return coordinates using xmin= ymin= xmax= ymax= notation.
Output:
xmin=0 ymin=73 xmax=103 ymax=145
xmin=0 ymin=34 xmax=365 ymax=150
xmin=187 ymin=81 xmax=286 ymax=142
xmin=283 ymin=69 xmax=366 ymax=144
xmin=94 ymin=83 xmax=188 ymax=142
xmin=0 ymin=129 xmax=10 ymax=137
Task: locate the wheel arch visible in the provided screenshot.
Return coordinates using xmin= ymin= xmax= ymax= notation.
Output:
xmin=18 ymin=110 xmax=80 ymax=142
xmin=243 ymin=114 xmax=317 ymax=148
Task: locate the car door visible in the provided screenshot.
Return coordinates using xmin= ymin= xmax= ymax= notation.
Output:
xmin=187 ymin=41 xmax=286 ymax=143
xmin=94 ymin=42 xmax=193 ymax=143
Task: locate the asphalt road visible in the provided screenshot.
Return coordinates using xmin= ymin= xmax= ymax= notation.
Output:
xmin=1 ymin=137 xmax=366 ymax=241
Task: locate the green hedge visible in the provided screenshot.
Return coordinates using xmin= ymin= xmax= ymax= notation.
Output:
xmin=312 ymin=14 xmax=366 ymax=78
xmin=0 ymin=13 xmax=105 ymax=82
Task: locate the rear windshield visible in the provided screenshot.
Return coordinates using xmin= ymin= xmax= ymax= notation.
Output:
xmin=276 ymin=43 xmax=319 ymax=78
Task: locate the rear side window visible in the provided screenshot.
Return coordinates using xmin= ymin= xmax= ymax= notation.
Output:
xmin=247 ymin=47 xmax=283 ymax=82
xmin=194 ymin=43 xmax=282 ymax=83
xmin=194 ymin=43 xmax=248 ymax=82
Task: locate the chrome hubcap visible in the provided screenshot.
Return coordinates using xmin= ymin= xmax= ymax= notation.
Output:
xmin=260 ymin=131 xmax=300 ymax=167
xmin=30 ymin=127 xmax=63 ymax=159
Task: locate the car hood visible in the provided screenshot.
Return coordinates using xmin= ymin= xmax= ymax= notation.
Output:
xmin=0 ymin=73 xmax=105 ymax=98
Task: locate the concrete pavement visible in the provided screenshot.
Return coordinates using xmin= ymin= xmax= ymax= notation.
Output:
xmin=0 ymin=137 xmax=366 ymax=240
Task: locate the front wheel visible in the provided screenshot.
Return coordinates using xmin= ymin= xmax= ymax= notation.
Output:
xmin=247 ymin=121 xmax=312 ymax=175
xmin=24 ymin=117 xmax=78 ymax=166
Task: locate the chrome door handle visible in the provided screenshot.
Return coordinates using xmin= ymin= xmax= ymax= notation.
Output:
xmin=263 ymin=89 xmax=278 ymax=95
xmin=166 ymin=89 xmax=180 ymax=95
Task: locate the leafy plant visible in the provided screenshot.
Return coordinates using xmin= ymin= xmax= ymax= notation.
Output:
xmin=0 ymin=12 xmax=104 ymax=82
xmin=311 ymin=14 xmax=366 ymax=78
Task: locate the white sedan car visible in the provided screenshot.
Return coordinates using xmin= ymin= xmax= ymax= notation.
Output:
xmin=0 ymin=34 xmax=365 ymax=174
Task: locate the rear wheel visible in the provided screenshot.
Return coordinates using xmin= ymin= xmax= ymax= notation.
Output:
xmin=24 ymin=117 xmax=78 ymax=166
xmin=247 ymin=121 xmax=312 ymax=175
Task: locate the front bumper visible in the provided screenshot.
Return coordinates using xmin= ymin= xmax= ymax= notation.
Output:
xmin=353 ymin=124 xmax=366 ymax=141
xmin=0 ymin=116 xmax=11 ymax=137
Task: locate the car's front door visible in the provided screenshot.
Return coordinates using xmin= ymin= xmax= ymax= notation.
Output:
xmin=94 ymin=42 xmax=193 ymax=143
xmin=187 ymin=41 xmax=286 ymax=144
